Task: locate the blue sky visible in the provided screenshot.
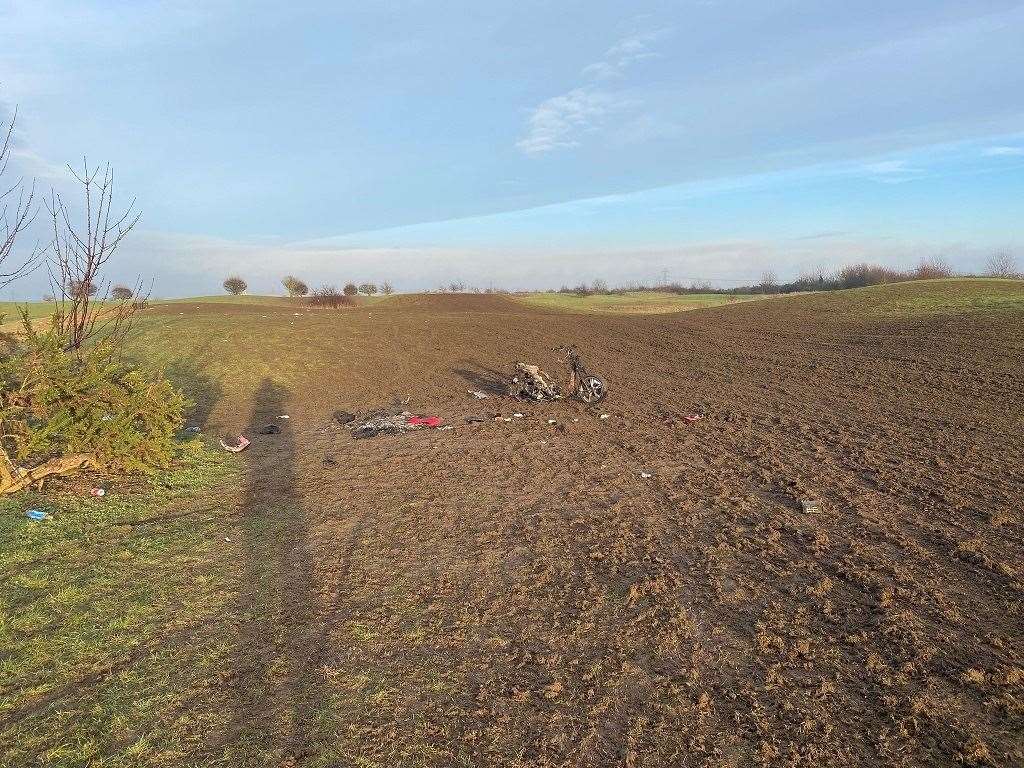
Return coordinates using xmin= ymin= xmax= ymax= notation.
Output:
xmin=1 ymin=0 xmax=1023 ymax=295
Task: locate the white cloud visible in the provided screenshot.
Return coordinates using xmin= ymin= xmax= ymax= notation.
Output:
xmin=982 ymin=146 xmax=1024 ymax=157
xmin=516 ymin=88 xmax=628 ymax=155
xmin=583 ymin=28 xmax=671 ymax=80
xmin=517 ymin=26 xmax=669 ymax=155
xmin=859 ymin=159 xmax=924 ymax=183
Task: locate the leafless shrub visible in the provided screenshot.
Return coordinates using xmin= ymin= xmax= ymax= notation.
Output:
xmin=223 ymin=275 xmax=247 ymax=295
xmin=359 ymin=282 xmax=378 ymax=296
xmin=282 ymin=275 xmax=308 ymax=296
xmin=309 ymin=284 xmax=353 ymax=308
xmin=913 ymin=256 xmax=954 ymax=280
xmin=836 ymin=263 xmax=904 ymax=289
xmin=381 ymin=281 xmax=394 ymax=295
xmin=448 ymin=281 xmax=465 ymax=293
xmin=985 ymin=251 xmax=1019 ymax=278
xmin=45 ymin=159 xmax=144 ymax=352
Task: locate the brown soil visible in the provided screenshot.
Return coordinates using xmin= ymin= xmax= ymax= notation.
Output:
xmin=155 ymin=293 xmax=1024 ymax=766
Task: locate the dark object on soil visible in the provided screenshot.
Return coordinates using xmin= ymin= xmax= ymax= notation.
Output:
xmin=508 ymin=362 xmax=560 ymax=401
xmin=259 ymin=424 xmax=282 ymax=435
xmin=465 ymin=414 xmax=487 ymax=423
xmin=322 ymin=456 xmax=337 ymax=466
xmin=348 ymin=402 xmax=444 ymax=438
xmin=562 ymin=345 xmax=607 ymax=404
xmin=508 ymin=345 xmax=607 ymax=404
xmin=333 ymin=410 xmax=356 ymax=425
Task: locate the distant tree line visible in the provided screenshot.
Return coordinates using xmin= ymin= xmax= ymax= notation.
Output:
xmin=555 ymin=253 xmax=1021 ymax=297
xmin=217 ymin=253 xmax=1020 ymax=302
xmin=219 ymin=274 xmax=395 ymax=306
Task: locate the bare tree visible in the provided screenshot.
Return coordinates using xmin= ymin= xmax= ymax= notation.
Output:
xmin=759 ymin=270 xmax=778 ymax=292
xmin=0 ymin=106 xmax=44 ymax=288
xmin=381 ymin=281 xmax=394 ymax=295
xmin=223 ymin=275 xmax=247 ymax=295
xmin=985 ymin=251 xmax=1019 ymax=278
xmin=343 ymin=282 xmax=358 ymax=296
xmin=358 ymin=282 xmax=378 ymax=296
xmin=46 ymin=159 xmax=143 ymax=351
xmin=282 ymin=275 xmax=308 ymax=296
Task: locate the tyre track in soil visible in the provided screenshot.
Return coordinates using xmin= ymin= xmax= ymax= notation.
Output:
xmin=149 ymin=293 xmax=1023 ymax=767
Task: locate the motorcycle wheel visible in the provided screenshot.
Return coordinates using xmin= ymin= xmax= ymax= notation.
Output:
xmin=577 ymin=375 xmax=607 ymax=403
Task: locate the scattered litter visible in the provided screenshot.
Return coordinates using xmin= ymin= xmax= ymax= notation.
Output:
xmin=513 ymin=413 xmax=524 ymax=418
xmin=224 ymin=537 xmax=231 ymax=542
xmin=259 ymin=424 xmax=281 ymax=435
xmin=184 ymin=425 xmax=201 ymax=434
xmin=800 ymin=499 xmax=821 ymax=513
xmin=500 ymin=417 xmax=512 ymax=422
xmin=547 ymin=419 xmax=557 ymax=425
xmin=465 ymin=415 xmax=487 ymax=423
xmin=25 ymin=509 xmax=48 ymax=521
xmin=439 ymin=425 xmax=454 ymax=431
xmin=89 ymin=487 xmax=106 ymax=497
xmin=641 ymin=472 xmax=653 ymax=479
xmin=293 ymin=312 xmax=301 ymax=316
xmin=349 ymin=404 xmax=445 ymax=438
xmin=468 ymin=390 xmax=489 ymax=399
xmin=277 ymin=414 xmax=290 ymax=419
xmin=572 ymin=418 xmax=579 ymax=423
xmin=407 ymin=415 xmax=443 ymax=428
xmin=599 ymin=414 xmax=610 ymax=420
xmin=220 ymin=435 xmax=250 ymax=452
xmin=683 ymin=414 xmax=703 ymax=423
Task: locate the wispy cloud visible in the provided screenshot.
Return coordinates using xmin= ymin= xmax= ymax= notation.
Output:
xmin=516 ymin=88 xmax=629 ymax=155
xmin=517 ymin=26 xmax=669 ymax=155
xmin=860 ymin=159 xmax=923 ymax=183
xmin=581 ymin=28 xmax=671 ymax=80
xmin=982 ymin=145 xmax=1024 ymax=157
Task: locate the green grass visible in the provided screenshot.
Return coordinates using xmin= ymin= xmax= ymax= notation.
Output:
xmin=0 ymin=301 xmax=56 ymax=323
xmin=159 ymin=294 xmax=298 ymax=305
xmin=794 ymin=278 xmax=1024 ymax=318
xmin=0 ymin=441 xmax=241 ymax=767
xmin=515 ymin=290 xmax=762 ymax=315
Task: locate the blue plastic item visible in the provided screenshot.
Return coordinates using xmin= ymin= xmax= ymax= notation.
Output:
xmin=26 ymin=509 xmax=48 ymax=521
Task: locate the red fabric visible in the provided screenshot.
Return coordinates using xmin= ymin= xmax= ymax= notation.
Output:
xmin=407 ymin=415 xmax=443 ymax=427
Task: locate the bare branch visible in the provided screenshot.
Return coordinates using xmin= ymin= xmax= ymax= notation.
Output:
xmin=47 ymin=158 xmax=144 ymax=352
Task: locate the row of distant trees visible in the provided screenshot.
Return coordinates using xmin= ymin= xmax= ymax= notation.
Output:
xmin=558 ymin=253 xmax=1021 ymax=297
xmin=221 ymin=275 xmax=395 ymax=298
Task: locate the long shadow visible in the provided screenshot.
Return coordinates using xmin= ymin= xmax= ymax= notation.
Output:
xmin=451 ymin=358 xmax=509 ymax=395
xmin=217 ymin=378 xmax=328 ymax=762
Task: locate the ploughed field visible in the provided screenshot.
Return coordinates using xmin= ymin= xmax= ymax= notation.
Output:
xmin=2 ymin=280 xmax=1023 ymax=767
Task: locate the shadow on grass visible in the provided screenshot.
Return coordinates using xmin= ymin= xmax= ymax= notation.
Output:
xmin=161 ymin=357 xmax=223 ymax=430
xmin=215 ymin=377 xmax=329 ymax=762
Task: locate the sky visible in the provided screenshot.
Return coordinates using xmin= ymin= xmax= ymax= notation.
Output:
xmin=1 ymin=0 xmax=1023 ymax=296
